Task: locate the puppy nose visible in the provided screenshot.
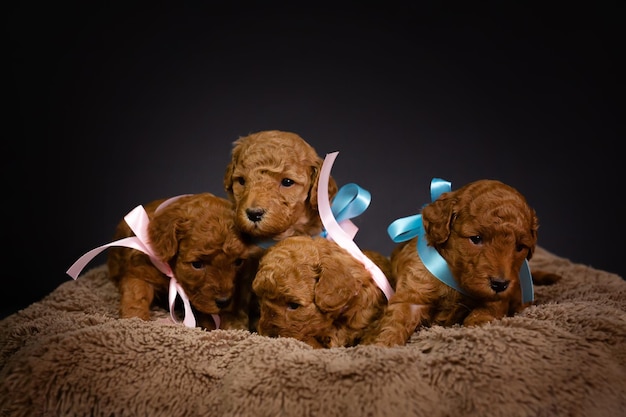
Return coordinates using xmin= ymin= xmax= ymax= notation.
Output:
xmin=215 ymin=297 xmax=232 ymax=309
xmin=489 ymin=277 xmax=510 ymax=293
xmin=246 ymin=208 xmax=265 ymax=222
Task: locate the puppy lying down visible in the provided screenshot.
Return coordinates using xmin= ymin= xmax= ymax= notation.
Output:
xmin=252 ymin=235 xmax=395 ymax=348
xmin=371 ymin=178 xmax=561 ymax=347
xmin=106 ymin=193 xmax=261 ymax=330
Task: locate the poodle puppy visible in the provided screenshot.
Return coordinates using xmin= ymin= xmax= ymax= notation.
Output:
xmin=371 ymin=179 xmax=561 ymax=347
xmin=223 ymin=130 xmax=339 ymax=245
xmin=107 ymin=193 xmax=261 ymax=330
xmin=252 ymin=235 xmax=395 ymax=348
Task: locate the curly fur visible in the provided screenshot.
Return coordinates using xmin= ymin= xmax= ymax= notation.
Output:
xmin=370 ymin=179 xmax=561 ymax=347
xmin=107 ymin=193 xmax=262 ymax=330
xmin=252 ymin=236 xmax=394 ymax=348
xmin=223 ymin=130 xmax=339 ymax=243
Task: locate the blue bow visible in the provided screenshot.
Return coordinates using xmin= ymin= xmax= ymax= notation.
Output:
xmin=320 ymin=183 xmax=371 ymax=238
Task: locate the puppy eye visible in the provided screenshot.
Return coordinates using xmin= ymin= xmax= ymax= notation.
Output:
xmin=281 ymin=178 xmax=295 ymax=187
xmin=469 ymin=235 xmax=483 ymax=245
xmin=191 ymin=261 xmax=204 ymax=270
xmin=234 ymin=258 xmax=244 ymax=267
xmin=516 ymin=244 xmax=526 ymax=253
xmin=287 ymin=302 xmax=300 ymax=310
xmin=236 ymin=177 xmax=245 ymax=185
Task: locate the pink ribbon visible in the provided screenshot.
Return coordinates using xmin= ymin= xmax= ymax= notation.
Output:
xmin=66 ymin=197 xmax=221 ymax=329
xmin=318 ymin=152 xmax=395 ymax=301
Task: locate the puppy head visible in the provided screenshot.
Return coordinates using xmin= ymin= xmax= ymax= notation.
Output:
xmin=421 ymin=179 xmax=538 ymax=300
xmin=148 ymin=193 xmax=257 ymax=315
xmin=252 ymin=236 xmax=374 ymax=348
xmin=223 ymin=130 xmax=338 ymax=240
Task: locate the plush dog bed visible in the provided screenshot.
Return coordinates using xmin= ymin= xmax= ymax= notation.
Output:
xmin=1 ymin=247 xmax=624 ymax=417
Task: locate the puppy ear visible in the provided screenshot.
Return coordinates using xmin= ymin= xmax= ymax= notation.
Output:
xmin=223 ymin=138 xmax=244 ymax=201
xmin=421 ymin=192 xmax=456 ymax=245
xmin=148 ymin=204 xmax=191 ymax=263
xmin=308 ymin=161 xmax=338 ymax=209
xmin=223 ymin=161 xmax=235 ymax=201
xmin=527 ymin=207 xmax=540 ymax=260
xmin=251 ymin=264 xmax=277 ymax=297
xmin=313 ymin=240 xmax=361 ymax=315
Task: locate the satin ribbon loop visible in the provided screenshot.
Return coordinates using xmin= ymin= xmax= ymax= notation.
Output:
xmin=169 ymin=277 xmax=197 ymax=328
xmin=331 ymin=183 xmax=371 ymax=222
xmin=387 ymin=214 xmax=422 ymax=243
xmin=320 ymin=182 xmax=371 ymax=240
xmin=123 ymin=205 xmax=172 ymax=277
xmin=429 ymin=177 xmax=452 ymax=201
xmin=318 ymin=152 xmax=394 ymax=301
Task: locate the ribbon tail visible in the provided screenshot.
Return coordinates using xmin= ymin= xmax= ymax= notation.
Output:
xmin=169 ymin=278 xmax=197 ymax=328
xmin=66 ymin=236 xmax=149 ymax=279
xmin=520 ymin=259 xmax=534 ymax=304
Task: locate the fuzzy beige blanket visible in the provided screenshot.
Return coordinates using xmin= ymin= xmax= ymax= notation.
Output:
xmin=1 ymin=247 xmax=625 ymax=417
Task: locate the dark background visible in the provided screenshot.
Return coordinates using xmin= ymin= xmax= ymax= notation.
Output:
xmin=5 ymin=2 xmax=623 ymax=319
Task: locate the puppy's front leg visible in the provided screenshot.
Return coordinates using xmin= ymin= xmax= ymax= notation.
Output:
xmin=462 ymin=301 xmax=508 ymax=327
xmin=118 ymin=274 xmax=156 ymax=321
xmin=370 ymin=302 xmax=429 ymax=347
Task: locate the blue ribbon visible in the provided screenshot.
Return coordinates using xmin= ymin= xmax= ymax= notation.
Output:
xmin=519 ymin=261 xmax=533 ymax=304
xmin=255 ymin=239 xmax=279 ymax=249
xmin=320 ymin=183 xmax=371 ymax=238
xmin=387 ymin=178 xmax=534 ymax=303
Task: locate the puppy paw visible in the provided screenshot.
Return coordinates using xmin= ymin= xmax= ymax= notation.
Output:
xmin=462 ymin=313 xmax=495 ymax=327
xmin=531 ymin=270 xmax=562 ymax=285
xmin=119 ymin=306 xmax=151 ymax=321
xmin=370 ymin=329 xmax=411 ymax=348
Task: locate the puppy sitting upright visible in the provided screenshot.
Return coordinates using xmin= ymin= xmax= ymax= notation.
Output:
xmin=371 ymin=179 xmax=560 ymax=347
xmin=107 ymin=193 xmax=261 ymax=330
xmin=252 ymin=235 xmax=394 ymax=349
xmin=223 ymin=130 xmax=338 ymax=245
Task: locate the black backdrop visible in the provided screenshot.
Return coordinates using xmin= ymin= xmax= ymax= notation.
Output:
xmin=5 ymin=2 xmax=623 ymax=319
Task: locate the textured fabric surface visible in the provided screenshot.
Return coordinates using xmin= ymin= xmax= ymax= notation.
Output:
xmin=1 ymin=247 xmax=625 ymax=417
